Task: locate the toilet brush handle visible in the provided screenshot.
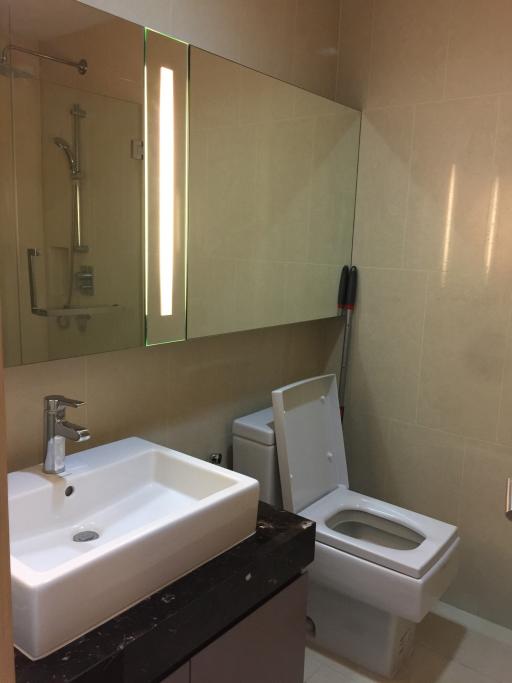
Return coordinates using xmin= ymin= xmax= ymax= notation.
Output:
xmin=505 ymin=478 xmax=512 ymax=520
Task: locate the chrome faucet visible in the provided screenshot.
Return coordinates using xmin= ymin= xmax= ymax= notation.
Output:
xmin=43 ymin=395 xmax=90 ymax=474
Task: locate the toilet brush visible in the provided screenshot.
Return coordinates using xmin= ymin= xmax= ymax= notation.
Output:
xmin=338 ymin=266 xmax=358 ymax=420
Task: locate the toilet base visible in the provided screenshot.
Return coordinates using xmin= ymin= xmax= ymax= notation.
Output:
xmin=307 ymin=582 xmax=416 ymax=678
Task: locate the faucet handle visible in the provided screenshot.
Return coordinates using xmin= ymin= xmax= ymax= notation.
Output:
xmin=44 ymin=395 xmax=85 ymax=411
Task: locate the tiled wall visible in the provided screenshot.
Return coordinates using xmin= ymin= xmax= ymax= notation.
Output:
xmin=5 ymin=320 xmax=341 ymax=471
xmin=4 ymin=0 xmax=344 ymax=470
xmin=338 ymin=0 xmax=512 ymax=629
xmin=80 ymin=0 xmax=341 ymax=99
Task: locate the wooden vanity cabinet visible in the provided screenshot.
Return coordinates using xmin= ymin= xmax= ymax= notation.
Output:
xmin=161 ymin=575 xmax=307 ymax=683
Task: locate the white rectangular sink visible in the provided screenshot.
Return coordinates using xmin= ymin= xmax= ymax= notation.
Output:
xmin=8 ymin=437 xmax=259 ymax=660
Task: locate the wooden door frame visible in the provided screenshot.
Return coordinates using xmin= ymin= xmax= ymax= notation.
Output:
xmin=0 ymin=322 xmax=15 ymax=681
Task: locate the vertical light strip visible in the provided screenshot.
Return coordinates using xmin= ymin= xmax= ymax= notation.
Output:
xmin=441 ymin=163 xmax=456 ymax=286
xmin=485 ymin=176 xmax=500 ymax=277
xmin=159 ymin=66 xmax=174 ymax=316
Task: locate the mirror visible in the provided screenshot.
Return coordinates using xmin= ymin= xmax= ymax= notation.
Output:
xmin=186 ymin=48 xmax=360 ymax=339
xmin=0 ymin=0 xmax=361 ymax=366
xmin=0 ymin=0 xmax=144 ymax=366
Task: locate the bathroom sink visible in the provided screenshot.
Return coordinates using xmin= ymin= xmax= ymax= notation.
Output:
xmin=8 ymin=437 xmax=259 ymax=660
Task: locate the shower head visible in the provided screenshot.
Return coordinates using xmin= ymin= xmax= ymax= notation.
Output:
xmin=53 ymin=137 xmax=77 ymax=174
xmin=0 ymin=44 xmax=32 ymax=78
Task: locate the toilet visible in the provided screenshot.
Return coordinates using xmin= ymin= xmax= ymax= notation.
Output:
xmin=232 ymin=374 xmax=460 ymax=678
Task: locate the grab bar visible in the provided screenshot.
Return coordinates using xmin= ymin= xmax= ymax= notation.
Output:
xmin=27 ymin=248 xmax=48 ymax=317
xmin=506 ymin=478 xmax=512 ymax=520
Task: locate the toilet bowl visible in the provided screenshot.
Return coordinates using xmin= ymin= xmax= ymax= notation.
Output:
xmin=232 ymin=374 xmax=459 ymax=678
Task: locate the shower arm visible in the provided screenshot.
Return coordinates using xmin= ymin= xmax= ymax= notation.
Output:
xmin=1 ymin=44 xmax=87 ymax=75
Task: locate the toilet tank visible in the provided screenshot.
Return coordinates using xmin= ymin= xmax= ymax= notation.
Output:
xmin=232 ymin=408 xmax=282 ymax=508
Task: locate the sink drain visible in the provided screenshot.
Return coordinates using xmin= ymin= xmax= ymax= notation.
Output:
xmin=73 ymin=530 xmax=99 ymax=543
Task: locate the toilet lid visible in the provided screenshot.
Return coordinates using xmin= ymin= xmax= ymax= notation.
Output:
xmin=272 ymin=374 xmax=349 ymax=513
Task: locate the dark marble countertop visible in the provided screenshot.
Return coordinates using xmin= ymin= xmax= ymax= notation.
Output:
xmin=15 ymin=502 xmax=315 ymax=683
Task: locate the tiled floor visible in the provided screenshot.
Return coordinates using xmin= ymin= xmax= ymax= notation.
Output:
xmin=304 ymin=604 xmax=512 ymax=683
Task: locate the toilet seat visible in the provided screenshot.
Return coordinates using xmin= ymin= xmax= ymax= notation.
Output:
xmin=271 ymin=374 xmax=459 ymax=582
xmin=300 ymin=486 xmax=458 ymax=579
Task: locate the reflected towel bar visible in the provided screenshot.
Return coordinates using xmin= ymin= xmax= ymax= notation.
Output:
xmin=1 ymin=44 xmax=87 ymax=75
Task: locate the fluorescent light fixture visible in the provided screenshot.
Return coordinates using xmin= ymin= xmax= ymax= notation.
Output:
xmin=159 ymin=65 xmax=174 ymax=316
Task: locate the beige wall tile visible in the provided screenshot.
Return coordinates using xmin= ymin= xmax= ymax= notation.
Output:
xmin=342 ymin=411 xmax=390 ymax=499
xmin=164 ymin=334 xmax=246 ymax=462
xmin=324 ymin=317 xmax=344 ymax=380
xmin=446 ymin=0 xmax=512 ymax=100
xmin=80 ymin=0 xmax=173 ymax=34
xmin=233 ymin=325 xmax=287 ymax=416
xmin=237 ymin=0 xmax=296 ymax=84
xmin=442 ymin=540 xmax=483 ymax=618
xmin=336 ymin=0 xmax=512 ymax=631
xmin=5 ymin=317 xmax=337 ymax=472
xmin=367 ymin=0 xmax=449 ymax=108
xmin=86 ymin=346 xmax=170 ymax=447
xmin=489 ymin=93 xmax=512 ymax=283
xmin=459 ymin=439 xmax=512 ymax=550
xmin=352 ymin=106 xmax=414 ymax=268
xmin=404 ymin=97 xmax=498 ymax=274
xmin=336 ymin=0 xmax=373 ymax=110
xmin=497 ymin=321 xmax=512 ymax=446
xmin=349 ymin=268 xmax=427 ymax=421
xmin=282 ymin=318 xmax=339 ymax=386
xmin=385 ymin=420 xmax=464 ymax=524
xmin=453 ymin=440 xmax=512 ymax=625
xmin=417 ymin=271 xmax=509 ymax=441
xmin=291 ymin=0 xmax=340 ymax=100
xmin=162 ymin=322 xmax=333 ymax=466
xmin=5 ymin=358 xmax=87 ymax=471
xmin=172 ymin=0 xmax=244 ymax=64
xmin=83 ymin=0 xmax=342 ymax=98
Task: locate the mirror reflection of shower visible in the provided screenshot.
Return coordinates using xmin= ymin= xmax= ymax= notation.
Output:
xmin=54 ymin=104 xmax=92 ymax=329
xmin=54 ymin=104 xmax=88 ymax=253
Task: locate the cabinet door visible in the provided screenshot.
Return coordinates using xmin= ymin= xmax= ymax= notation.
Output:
xmin=191 ymin=575 xmax=307 ymax=683
xmin=161 ymin=661 xmax=190 ymax=683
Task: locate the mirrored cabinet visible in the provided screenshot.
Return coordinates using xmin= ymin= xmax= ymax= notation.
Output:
xmin=0 ymin=0 xmax=361 ymax=367
xmin=0 ymin=0 xmax=144 ymax=366
xmin=187 ymin=47 xmax=360 ymax=339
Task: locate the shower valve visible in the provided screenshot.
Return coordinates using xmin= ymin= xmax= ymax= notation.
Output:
xmin=75 ymin=265 xmax=94 ymax=296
